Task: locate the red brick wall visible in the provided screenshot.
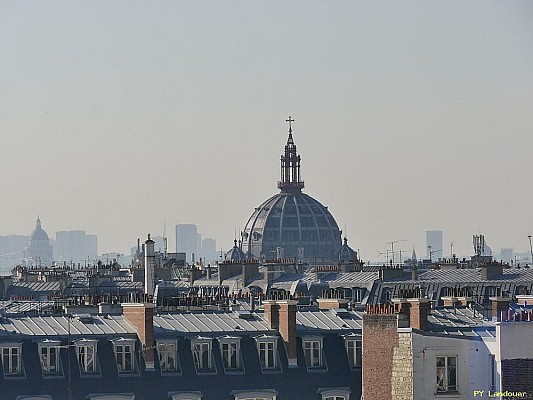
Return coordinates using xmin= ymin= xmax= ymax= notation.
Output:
xmin=263 ymin=301 xmax=280 ymax=329
xmin=501 ymin=359 xmax=533 ymax=398
xmin=362 ymin=314 xmax=398 ymax=400
xmin=409 ymin=301 xmax=428 ymax=331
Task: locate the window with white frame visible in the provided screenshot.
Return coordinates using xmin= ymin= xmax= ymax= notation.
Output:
xmin=191 ymin=337 xmax=214 ymax=373
xmin=1 ymin=344 xmax=23 ymax=377
xmin=157 ymin=341 xmax=179 ymax=373
xmin=436 ymin=356 xmax=458 ymax=393
xmin=111 ymin=338 xmax=136 ymax=374
xmin=75 ymin=339 xmax=98 ymax=375
xmin=168 ymin=391 xmax=203 ymax=400
xmin=255 ymin=336 xmax=279 ymax=371
xmin=343 ymin=336 xmax=362 ymax=368
xmin=86 ymin=394 xmax=135 ymax=400
xmin=353 ymin=288 xmax=365 ymax=303
xmin=231 ymin=389 xmax=278 ymax=400
xmin=303 ymin=337 xmax=323 ymax=368
xmin=317 ymin=388 xmax=351 ymax=400
xmin=38 ymin=340 xmax=62 ymax=376
xmin=218 ymin=336 xmax=242 ymax=372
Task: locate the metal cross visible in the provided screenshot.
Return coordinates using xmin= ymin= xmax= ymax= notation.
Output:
xmin=286 ymin=116 xmax=294 ymax=133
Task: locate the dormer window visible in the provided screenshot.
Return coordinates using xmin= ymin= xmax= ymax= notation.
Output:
xmin=38 ymin=339 xmax=62 ymax=377
xmin=74 ymin=338 xmax=100 ymax=376
xmin=317 ymin=388 xmax=351 ymax=400
xmin=302 ymin=336 xmax=325 ymax=370
xmin=218 ymin=336 xmax=243 ymax=373
xmin=343 ymin=334 xmax=362 ymax=368
xmin=191 ymin=337 xmax=215 ymax=374
xmin=231 ymin=389 xmax=278 ymax=400
xmin=254 ymin=335 xmax=281 ymax=373
xmin=111 ymin=338 xmax=137 ymax=375
xmin=157 ymin=340 xmax=180 ymax=374
xmin=1 ymin=343 xmax=24 ymax=377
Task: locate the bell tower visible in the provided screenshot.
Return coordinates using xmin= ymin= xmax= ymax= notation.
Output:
xmin=277 ymin=116 xmax=305 ymax=194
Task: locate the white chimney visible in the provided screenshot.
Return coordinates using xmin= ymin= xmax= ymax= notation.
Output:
xmin=144 ymin=234 xmax=155 ymax=296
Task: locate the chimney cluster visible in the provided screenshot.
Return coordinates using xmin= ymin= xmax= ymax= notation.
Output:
xmin=263 ymin=299 xmax=298 ymax=367
xmin=367 ymin=298 xmax=431 ymax=331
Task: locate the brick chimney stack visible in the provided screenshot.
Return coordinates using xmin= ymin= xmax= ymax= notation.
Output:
xmin=407 ymin=298 xmax=430 ymax=331
xmin=263 ymin=300 xmax=280 ymax=329
xmin=363 ymin=305 xmax=399 ymax=400
xmin=489 ymin=296 xmax=511 ymax=322
xmin=263 ymin=299 xmax=298 ymax=367
xmin=123 ymin=303 xmax=156 ymax=371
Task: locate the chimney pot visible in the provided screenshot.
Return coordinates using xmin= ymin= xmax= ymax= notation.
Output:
xmin=406 ymin=298 xmax=430 ymax=331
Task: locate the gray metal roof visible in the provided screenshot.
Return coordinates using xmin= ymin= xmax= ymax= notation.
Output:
xmin=0 ymin=314 xmax=137 ymax=337
xmin=11 ymin=281 xmax=61 ymax=292
xmin=153 ymin=309 xmax=362 ymax=336
xmin=402 ymin=267 xmax=533 ymax=284
xmin=427 ymin=307 xmax=496 ymax=337
xmin=0 ymin=300 xmax=55 ymax=314
xmin=296 ymin=309 xmax=363 ymax=332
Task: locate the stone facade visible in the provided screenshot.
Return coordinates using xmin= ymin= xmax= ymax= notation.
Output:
xmin=391 ymin=331 xmax=413 ymax=400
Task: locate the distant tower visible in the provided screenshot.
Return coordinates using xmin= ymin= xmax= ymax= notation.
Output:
xmin=144 ymin=234 xmax=155 ymax=296
xmin=426 ymin=230 xmax=443 ymax=260
xmin=175 ymin=224 xmax=198 ymax=263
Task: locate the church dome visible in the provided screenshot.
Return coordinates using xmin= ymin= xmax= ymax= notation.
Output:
xmin=241 ymin=117 xmax=342 ymax=263
xmin=29 ymin=217 xmax=50 ymax=242
xmin=335 ymin=237 xmax=358 ymax=263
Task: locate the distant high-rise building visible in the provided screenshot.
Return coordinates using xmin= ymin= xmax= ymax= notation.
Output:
xmin=201 ymin=238 xmax=217 ymax=264
xmin=54 ymin=230 xmax=98 ymax=266
xmin=0 ymin=235 xmax=28 ymax=270
xmin=500 ymin=248 xmax=513 ymax=264
xmin=426 ymin=230 xmax=443 ymax=260
xmin=175 ymin=224 xmax=198 ymax=263
xmin=150 ymin=235 xmax=166 ymax=254
xmin=25 ymin=217 xmax=54 ymax=266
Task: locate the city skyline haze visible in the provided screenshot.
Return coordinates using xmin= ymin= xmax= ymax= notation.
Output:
xmin=1 ymin=1 xmax=532 ymax=259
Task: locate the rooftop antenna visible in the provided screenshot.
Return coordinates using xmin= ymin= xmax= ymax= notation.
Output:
xmin=163 ymin=222 xmax=168 ymax=257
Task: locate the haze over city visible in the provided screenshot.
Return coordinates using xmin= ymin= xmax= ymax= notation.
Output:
xmin=1 ymin=1 xmax=532 ymax=260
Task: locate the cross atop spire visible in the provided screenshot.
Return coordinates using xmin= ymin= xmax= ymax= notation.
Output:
xmin=286 ymin=116 xmax=294 ymax=134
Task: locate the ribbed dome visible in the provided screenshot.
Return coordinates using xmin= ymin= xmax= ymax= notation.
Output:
xmin=226 ymin=240 xmax=246 ymax=262
xmin=29 ymin=217 xmax=50 ymax=242
xmin=240 ymin=117 xmax=343 ymax=264
xmin=335 ymin=237 xmax=358 ymax=263
xmin=241 ymin=192 xmax=341 ymax=262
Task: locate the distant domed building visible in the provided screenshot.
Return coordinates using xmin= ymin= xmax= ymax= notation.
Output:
xmin=335 ymin=237 xmax=358 ymax=263
xmin=25 ymin=217 xmax=54 ymax=266
xmin=226 ymin=239 xmax=246 ymax=262
xmin=241 ymin=117 xmax=343 ymax=264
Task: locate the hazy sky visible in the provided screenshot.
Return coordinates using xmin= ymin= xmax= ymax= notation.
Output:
xmin=1 ymin=1 xmax=532 ymax=260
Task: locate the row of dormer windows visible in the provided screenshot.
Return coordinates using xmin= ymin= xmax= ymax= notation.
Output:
xmin=0 ymin=335 xmax=361 ymax=378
